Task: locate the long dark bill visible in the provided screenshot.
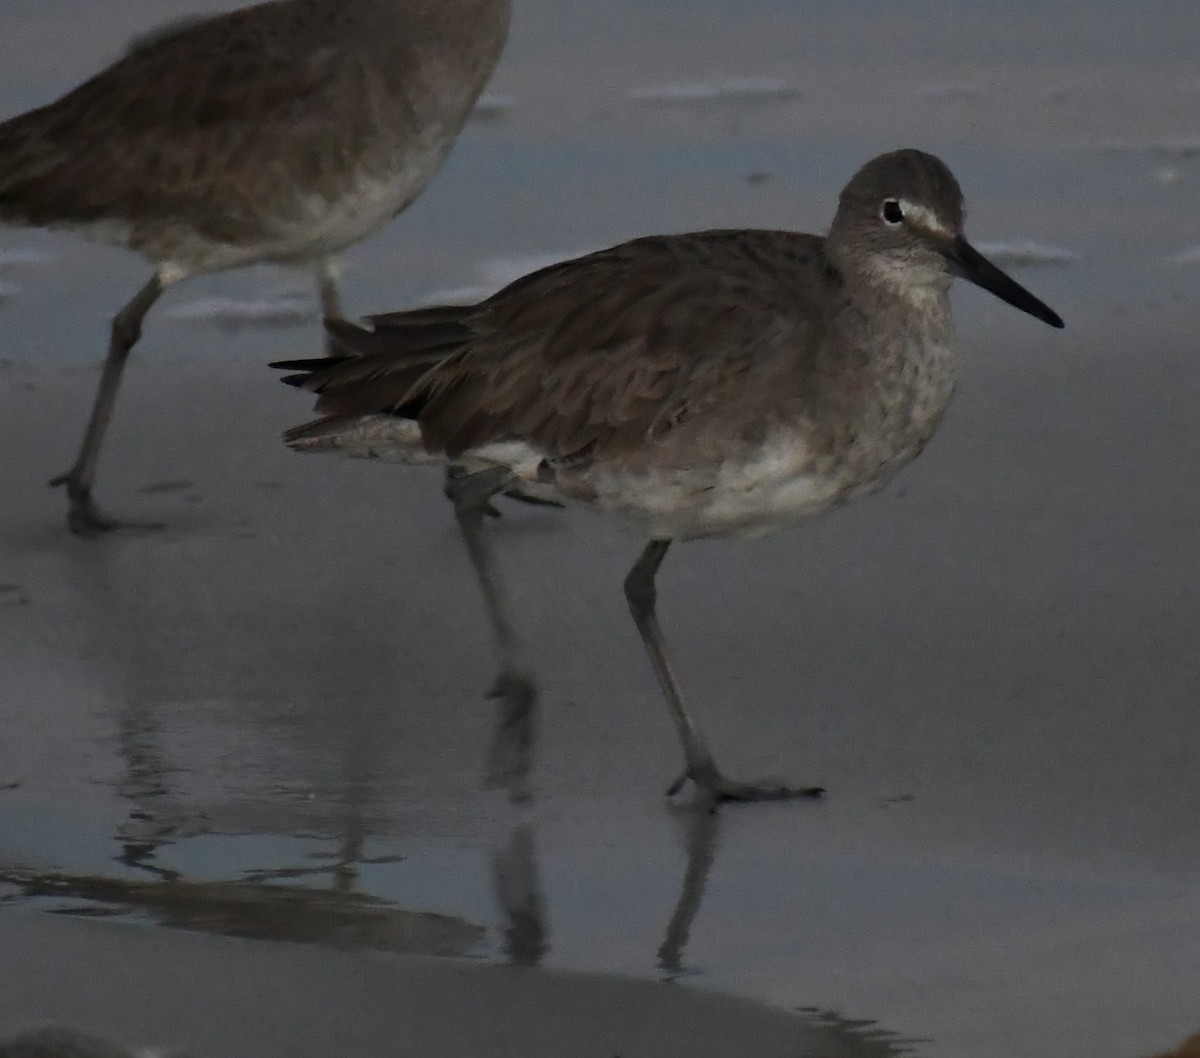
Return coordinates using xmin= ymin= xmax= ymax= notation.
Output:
xmin=944 ymin=235 xmax=1065 ymax=329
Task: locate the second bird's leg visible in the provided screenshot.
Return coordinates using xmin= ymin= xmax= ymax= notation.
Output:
xmin=445 ymin=466 xmax=539 ymax=797
xmin=446 ymin=465 xmax=502 ymax=518
xmin=49 ymin=273 xmax=170 ymax=537
xmin=317 ymin=257 xmax=345 ymax=356
xmin=444 ymin=465 xmax=562 ymax=519
xmin=623 ymin=539 xmax=825 ymax=809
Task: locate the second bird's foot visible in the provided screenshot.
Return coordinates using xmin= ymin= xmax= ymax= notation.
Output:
xmin=667 ymin=761 xmax=825 ymax=810
xmin=50 ymin=476 xmax=166 ymax=538
xmin=484 ymin=671 xmax=539 ymax=801
xmin=48 ymin=475 xmax=164 ymax=534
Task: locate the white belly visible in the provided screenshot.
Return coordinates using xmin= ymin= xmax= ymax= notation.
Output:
xmin=583 ymin=434 xmax=846 ymax=540
xmin=167 ymin=160 xmax=437 ymax=275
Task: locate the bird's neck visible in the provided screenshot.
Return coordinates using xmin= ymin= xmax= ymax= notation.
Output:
xmin=830 ymin=250 xmax=954 ymax=338
xmin=842 ymin=271 xmax=957 ymax=443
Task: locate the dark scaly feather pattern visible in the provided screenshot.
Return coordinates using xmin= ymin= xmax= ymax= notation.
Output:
xmin=1 ymin=3 xmax=355 ymax=247
xmin=0 ymin=0 xmax=512 ymax=265
xmin=281 ymin=229 xmax=836 ymax=464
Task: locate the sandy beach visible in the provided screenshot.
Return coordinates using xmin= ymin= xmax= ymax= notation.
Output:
xmin=2 ymin=2 xmax=1199 ymax=1056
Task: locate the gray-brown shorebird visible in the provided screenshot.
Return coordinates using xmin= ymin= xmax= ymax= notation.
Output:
xmin=0 ymin=0 xmax=511 ymax=535
xmin=274 ymin=149 xmax=1065 ymax=807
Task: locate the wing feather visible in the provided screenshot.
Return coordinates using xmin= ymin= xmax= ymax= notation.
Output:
xmin=279 ymin=230 xmax=834 ymax=463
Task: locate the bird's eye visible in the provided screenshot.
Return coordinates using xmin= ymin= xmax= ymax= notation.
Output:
xmin=882 ymin=199 xmax=904 ymax=224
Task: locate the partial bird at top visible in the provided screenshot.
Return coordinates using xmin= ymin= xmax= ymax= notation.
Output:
xmin=0 ymin=0 xmax=512 ymax=534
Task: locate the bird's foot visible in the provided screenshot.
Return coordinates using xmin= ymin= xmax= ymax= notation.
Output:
xmin=49 ymin=474 xmax=165 ymax=538
xmin=499 ymin=489 xmax=565 ymax=510
xmin=480 ymin=491 xmax=563 ymax=518
xmin=484 ymin=671 xmax=539 ymax=801
xmin=667 ymin=760 xmax=825 ymax=811
xmin=443 ymin=466 xmax=505 ymax=518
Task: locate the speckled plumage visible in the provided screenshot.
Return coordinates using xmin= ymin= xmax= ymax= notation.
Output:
xmin=278 ymin=149 xmax=1064 ymax=805
xmin=0 ymin=0 xmax=511 ymax=534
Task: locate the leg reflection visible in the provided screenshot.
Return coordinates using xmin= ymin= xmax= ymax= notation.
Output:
xmin=113 ymin=706 xmax=185 ymax=882
xmin=657 ymin=807 xmax=721 ymax=978
xmin=491 ymin=823 xmax=548 ymax=966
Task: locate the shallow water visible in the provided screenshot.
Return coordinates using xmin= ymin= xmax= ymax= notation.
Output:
xmin=2 ymin=3 xmax=1199 ymax=1058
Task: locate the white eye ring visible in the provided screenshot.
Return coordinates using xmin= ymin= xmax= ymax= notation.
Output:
xmin=882 ymin=199 xmax=904 ymax=225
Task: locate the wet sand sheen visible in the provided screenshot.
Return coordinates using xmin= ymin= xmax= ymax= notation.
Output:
xmin=2 ymin=3 xmax=1200 ymax=1058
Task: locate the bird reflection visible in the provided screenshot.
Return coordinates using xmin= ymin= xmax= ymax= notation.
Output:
xmin=484 ymin=807 xmax=720 ymax=976
xmin=34 ymin=552 xmax=904 ymax=1050
xmin=485 ymin=685 xmax=539 ymax=803
xmin=796 ymin=1009 xmax=923 ymax=1057
xmin=112 ymin=708 xmax=186 ymax=883
xmin=0 ymin=1026 xmax=189 ymax=1058
xmin=484 ymin=813 xmax=914 ymax=1056
xmin=657 ymin=807 xmax=720 ymax=978
xmin=491 ymin=824 xmax=548 ymax=966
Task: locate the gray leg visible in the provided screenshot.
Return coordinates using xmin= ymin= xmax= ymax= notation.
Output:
xmin=445 ymin=465 xmax=562 ymax=519
xmin=317 ymin=258 xmax=344 ymax=356
xmin=623 ymin=540 xmax=824 ymax=808
xmin=445 ymin=466 xmax=539 ymax=798
xmin=49 ymin=274 xmax=168 ymax=537
xmin=446 ymin=464 xmax=502 ymax=519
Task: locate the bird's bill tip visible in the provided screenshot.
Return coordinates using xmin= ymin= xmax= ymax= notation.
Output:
xmin=946 ymin=236 xmax=1065 ymax=329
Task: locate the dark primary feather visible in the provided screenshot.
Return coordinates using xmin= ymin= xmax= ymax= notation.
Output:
xmin=279 ymin=229 xmax=834 ymax=462
xmin=272 ymin=307 xmax=479 ymax=410
xmin=273 ymin=354 xmax=356 ymax=388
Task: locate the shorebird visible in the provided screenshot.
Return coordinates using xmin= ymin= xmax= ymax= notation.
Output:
xmin=274 ymin=149 xmax=1065 ymax=807
xmin=0 ymin=0 xmax=511 ymax=535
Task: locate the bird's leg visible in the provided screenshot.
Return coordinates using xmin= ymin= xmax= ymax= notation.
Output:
xmin=444 ymin=464 xmax=562 ymax=518
xmin=49 ymin=273 xmax=168 ymax=537
xmin=446 ymin=464 xmax=503 ymax=518
xmin=317 ymin=258 xmax=345 ymax=356
xmin=623 ymin=540 xmax=825 ymax=809
xmin=445 ymin=466 xmax=539 ymax=798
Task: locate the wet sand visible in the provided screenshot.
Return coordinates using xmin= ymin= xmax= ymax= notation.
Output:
xmin=2 ymin=2 xmax=1199 ymax=1057
xmin=0 ymin=912 xmax=873 ymax=1058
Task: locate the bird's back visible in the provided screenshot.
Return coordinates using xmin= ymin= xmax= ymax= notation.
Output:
xmin=281 ymin=226 xmax=960 ymax=536
xmin=287 ymin=231 xmax=839 ymax=462
xmin=0 ymin=0 xmax=511 ymax=270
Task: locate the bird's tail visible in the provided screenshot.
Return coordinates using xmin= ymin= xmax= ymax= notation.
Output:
xmin=271 ymin=307 xmax=480 ymax=456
